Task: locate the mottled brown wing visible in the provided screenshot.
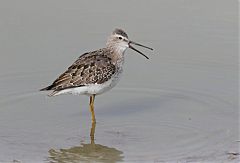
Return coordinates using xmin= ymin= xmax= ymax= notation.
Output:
xmin=41 ymin=49 xmax=116 ymax=91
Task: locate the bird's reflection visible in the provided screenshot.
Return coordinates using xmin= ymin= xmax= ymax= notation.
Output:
xmin=48 ymin=121 xmax=124 ymax=163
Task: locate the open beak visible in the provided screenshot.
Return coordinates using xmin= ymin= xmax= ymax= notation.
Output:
xmin=128 ymin=41 xmax=153 ymax=59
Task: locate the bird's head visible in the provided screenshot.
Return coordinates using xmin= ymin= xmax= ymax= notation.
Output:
xmin=106 ymin=28 xmax=153 ymax=59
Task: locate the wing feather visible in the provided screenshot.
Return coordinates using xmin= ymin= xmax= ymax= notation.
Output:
xmin=40 ymin=48 xmax=116 ymax=91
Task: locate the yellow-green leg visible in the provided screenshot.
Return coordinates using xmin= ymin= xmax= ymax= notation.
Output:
xmin=90 ymin=120 xmax=96 ymax=145
xmin=89 ymin=95 xmax=96 ymax=123
xmin=89 ymin=95 xmax=96 ymax=144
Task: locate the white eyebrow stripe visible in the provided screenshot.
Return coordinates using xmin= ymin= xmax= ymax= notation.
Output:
xmin=115 ymin=34 xmax=128 ymax=40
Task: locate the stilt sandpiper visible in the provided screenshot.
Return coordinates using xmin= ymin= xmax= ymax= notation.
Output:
xmin=40 ymin=28 xmax=153 ymax=128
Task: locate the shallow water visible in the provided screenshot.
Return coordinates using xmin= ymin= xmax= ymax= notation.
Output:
xmin=0 ymin=0 xmax=238 ymax=162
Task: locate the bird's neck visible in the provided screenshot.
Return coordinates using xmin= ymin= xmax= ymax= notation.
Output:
xmin=114 ymin=45 xmax=128 ymax=55
xmin=106 ymin=44 xmax=127 ymax=55
xmin=107 ymin=46 xmax=126 ymax=65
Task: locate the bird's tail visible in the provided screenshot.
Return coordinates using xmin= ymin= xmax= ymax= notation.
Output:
xmin=40 ymin=85 xmax=53 ymax=91
xmin=40 ymin=85 xmax=58 ymax=96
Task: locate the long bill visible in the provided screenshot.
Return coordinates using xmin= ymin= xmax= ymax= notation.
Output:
xmin=129 ymin=41 xmax=153 ymax=59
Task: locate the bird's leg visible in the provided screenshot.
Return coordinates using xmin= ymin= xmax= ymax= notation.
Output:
xmin=89 ymin=95 xmax=96 ymax=123
xmin=89 ymin=95 xmax=96 ymax=143
xmin=90 ymin=120 xmax=96 ymax=145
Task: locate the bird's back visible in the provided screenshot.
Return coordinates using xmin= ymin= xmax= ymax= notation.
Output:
xmin=40 ymin=48 xmax=117 ymax=95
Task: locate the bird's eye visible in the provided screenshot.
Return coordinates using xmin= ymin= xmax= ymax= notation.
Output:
xmin=118 ymin=37 xmax=122 ymax=40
